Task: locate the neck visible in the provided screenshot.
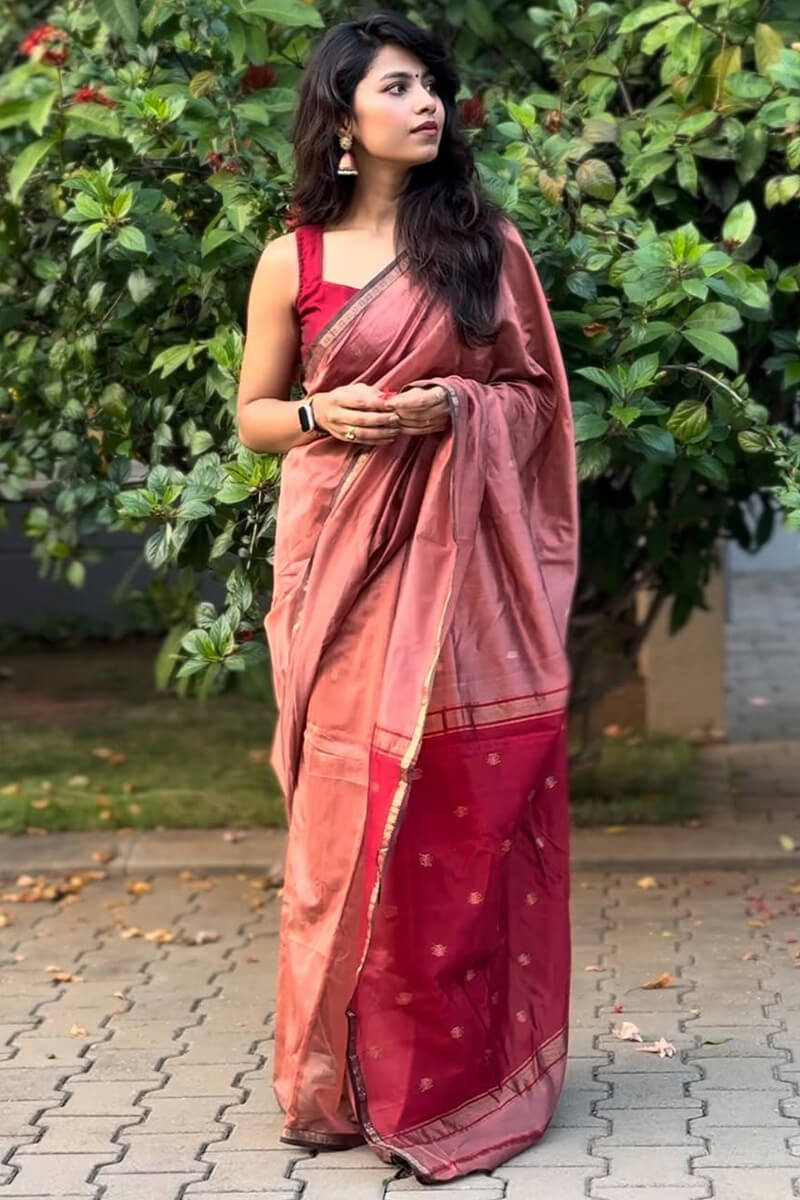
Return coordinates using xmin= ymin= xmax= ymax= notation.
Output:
xmin=342 ymin=160 xmax=409 ymax=236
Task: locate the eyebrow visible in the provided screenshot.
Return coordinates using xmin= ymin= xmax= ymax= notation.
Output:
xmin=379 ymin=70 xmax=436 ymax=82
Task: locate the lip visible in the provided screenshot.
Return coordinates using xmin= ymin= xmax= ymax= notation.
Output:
xmin=411 ymin=123 xmax=439 ymax=135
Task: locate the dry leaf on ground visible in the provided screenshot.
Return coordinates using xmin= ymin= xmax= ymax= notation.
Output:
xmin=635 ymin=1037 xmax=676 ymax=1057
xmin=613 ymin=1021 xmax=643 ymax=1042
xmin=637 ymin=876 xmax=659 ymax=889
xmin=641 ymin=971 xmax=676 ymax=989
xmin=127 ymin=880 xmax=152 ymax=895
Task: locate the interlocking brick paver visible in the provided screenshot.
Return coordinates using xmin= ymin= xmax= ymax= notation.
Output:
xmin=289 ymin=1166 xmax=393 ymax=1199
xmin=2 ymin=859 xmax=800 ymax=1197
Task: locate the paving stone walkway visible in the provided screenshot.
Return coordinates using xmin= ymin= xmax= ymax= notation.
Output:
xmin=726 ymin=568 xmax=800 ymax=742
xmin=3 ymin=856 xmax=800 ymax=1198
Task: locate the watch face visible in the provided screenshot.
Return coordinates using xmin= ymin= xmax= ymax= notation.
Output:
xmin=298 ymin=402 xmax=313 ymax=432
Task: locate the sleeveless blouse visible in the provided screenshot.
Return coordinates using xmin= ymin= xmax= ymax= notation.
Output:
xmin=294 ymin=224 xmax=358 ymax=357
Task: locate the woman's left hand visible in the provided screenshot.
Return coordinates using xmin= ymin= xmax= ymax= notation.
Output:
xmin=386 ymin=385 xmax=451 ymax=435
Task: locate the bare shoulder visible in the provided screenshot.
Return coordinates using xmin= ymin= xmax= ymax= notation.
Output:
xmin=252 ymin=229 xmax=299 ymax=303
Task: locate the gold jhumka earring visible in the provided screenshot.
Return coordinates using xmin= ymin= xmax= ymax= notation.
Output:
xmin=337 ymin=132 xmax=358 ymax=176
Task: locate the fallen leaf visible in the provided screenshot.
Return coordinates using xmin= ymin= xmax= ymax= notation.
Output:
xmin=702 ymin=1036 xmax=731 ymax=1045
xmin=143 ymin=928 xmax=175 ymax=943
xmin=1 ymin=783 xmax=21 ymax=796
xmin=121 ymin=782 xmax=136 ymax=794
xmin=635 ymin=1037 xmax=676 ymax=1058
xmin=779 ymin=835 xmax=797 ymax=853
xmin=40 ymin=781 xmax=52 ymax=793
xmin=17 ymin=875 xmax=35 ymax=887
xmin=109 ymin=752 xmax=127 ymax=766
xmin=70 ymin=1024 xmax=88 ymax=1037
xmin=30 ymin=799 xmax=50 ymax=810
xmin=127 ymin=881 xmax=152 ymax=895
xmin=190 ymin=929 xmax=220 ymax=945
xmin=119 ymin=926 xmax=142 ymax=939
xmin=613 ymin=1021 xmax=643 ymax=1042
xmin=248 ymin=748 xmax=271 ymax=764
xmin=661 ymin=930 xmax=675 ymax=938
xmin=127 ymin=803 xmax=142 ymax=816
xmin=584 ymin=964 xmax=603 ymax=972
xmin=48 ymin=970 xmax=83 ymax=983
xmin=786 ymin=883 xmax=800 ymax=894
xmin=91 ymin=850 xmax=115 ymax=865
xmin=180 ymin=870 xmax=196 ymax=882
xmin=742 ymin=951 xmax=759 ymax=960
xmin=246 ymin=955 xmax=259 ymax=963
xmin=641 ymin=972 xmax=676 ymax=990
xmin=248 ymin=896 xmax=265 ymax=910
xmin=0 ymin=912 xmax=13 ymax=928
xmin=637 ymin=876 xmax=659 ymax=889
xmin=91 ymin=747 xmax=114 ymax=759
xmin=67 ymin=775 xmax=90 ymax=788
xmin=603 ymin=825 xmax=627 ymax=834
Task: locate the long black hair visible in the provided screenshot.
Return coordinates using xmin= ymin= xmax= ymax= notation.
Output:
xmin=290 ymin=9 xmax=504 ymax=347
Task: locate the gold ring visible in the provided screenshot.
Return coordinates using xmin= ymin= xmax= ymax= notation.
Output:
xmin=345 ymin=426 xmax=356 ymax=441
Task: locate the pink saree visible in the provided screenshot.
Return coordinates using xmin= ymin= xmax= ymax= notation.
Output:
xmin=264 ymin=218 xmax=578 ymax=1183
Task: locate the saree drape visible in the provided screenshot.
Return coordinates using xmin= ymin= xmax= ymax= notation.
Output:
xmin=264 ymin=217 xmax=578 ymax=1183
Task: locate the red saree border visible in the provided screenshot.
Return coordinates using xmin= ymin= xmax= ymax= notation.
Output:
xmin=346 ymin=1015 xmax=567 ymax=1179
xmin=371 ymin=685 xmax=569 ymax=757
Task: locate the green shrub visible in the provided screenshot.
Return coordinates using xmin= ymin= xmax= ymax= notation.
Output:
xmin=2 ymin=0 xmax=799 ymax=698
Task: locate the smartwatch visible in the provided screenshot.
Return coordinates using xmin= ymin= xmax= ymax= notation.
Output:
xmin=297 ymin=397 xmax=317 ymax=433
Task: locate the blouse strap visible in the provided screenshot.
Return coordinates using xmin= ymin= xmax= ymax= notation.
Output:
xmin=295 ymin=224 xmax=323 ymax=304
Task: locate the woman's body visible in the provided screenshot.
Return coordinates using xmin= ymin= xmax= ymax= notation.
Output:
xmin=237 ymin=11 xmax=578 ymax=1183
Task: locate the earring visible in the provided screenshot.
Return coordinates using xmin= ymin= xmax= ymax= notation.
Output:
xmin=337 ymin=132 xmax=358 ymax=176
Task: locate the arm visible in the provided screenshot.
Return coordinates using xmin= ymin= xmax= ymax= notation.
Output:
xmin=236 ymin=233 xmax=322 ymax=454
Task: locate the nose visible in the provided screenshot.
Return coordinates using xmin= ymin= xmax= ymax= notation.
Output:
xmin=413 ymin=83 xmax=437 ymax=113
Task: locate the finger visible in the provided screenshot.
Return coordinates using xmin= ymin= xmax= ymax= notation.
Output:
xmin=336 ymin=410 xmax=401 ymax=428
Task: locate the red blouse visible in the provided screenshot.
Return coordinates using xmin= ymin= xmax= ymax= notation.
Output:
xmin=294 ymin=224 xmax=358 ymax=357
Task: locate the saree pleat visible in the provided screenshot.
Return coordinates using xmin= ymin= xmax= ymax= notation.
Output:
xmin=265 ymin=217 xmax=578 ymax=1181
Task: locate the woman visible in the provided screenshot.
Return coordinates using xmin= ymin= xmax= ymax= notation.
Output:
xmin=236 ymin=9 xmax=578 ymax=1184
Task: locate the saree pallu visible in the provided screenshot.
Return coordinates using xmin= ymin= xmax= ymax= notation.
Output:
xmin=264 ymin=218 xmax=578 ymax=1183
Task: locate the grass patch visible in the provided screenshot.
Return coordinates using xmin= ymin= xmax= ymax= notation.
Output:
xmin=0 ymin=639 xmax=285 ymax=834
xmin=0 ymin=641 xmax=702 ymax=834
xmin=569 ymin=733 xmax=702 ymax=827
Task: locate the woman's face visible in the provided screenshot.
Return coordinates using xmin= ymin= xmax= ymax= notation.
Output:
xmin=347 ymin=43 xmax=444 ymax=169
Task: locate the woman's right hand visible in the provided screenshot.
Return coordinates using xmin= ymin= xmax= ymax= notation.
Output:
xmin=311 ymin=384 xmax=402 ymax=445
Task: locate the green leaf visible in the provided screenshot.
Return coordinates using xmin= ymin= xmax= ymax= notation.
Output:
xmin=93 ymin=0 xmax=139 ymax=39
xmin=738 ymin=430 xmax=768 ymax=452
xmin=240 ymin=0 xmax=323 ymax=26
xmin=619 ymin=3 xmax=680 ymax=34
xmin=682 ymin=329 xmax=739 ymax=371
xmin=754 ymin=23 xmax=783 ymax=77
xmin=201 ymin=228 xmax=239 ymax=257
xmin=71 ymin=223 xmax=104 ymax=258
xmin=765 ymin=176 xmax=800 ymax=208
xmin=117 ymin=490 xmax=153 ymax=518
xmin=65 ymin=103 xmax=122 ymax=139
xmin=66 ymin=560 xmax=86 ymax=588
xmin=684 ymin=303 xmax=742 ymax=333
xmin=577 ymin=441 xmax=611 ymax=480
xmin=736 ymin=124 xmax=768 ymax=184
xmin=635 ymin=425 xmax=676 ymax=459
xmin=8 ymin=136 xmax=58 ymax=204
xmin=575 ymin=158 xmax=616 ymax=200
xmin=217 ymin=480 xmax=254 ymax=504
xmin=666 ymin=400 xmax=709 ymax=441
xmin=722 ymin=201 xmax=756 ymax=247
xmin=150 ymin=344 xmax=194 ymax=378
xmin=465 ymin=0 xmax=495 ymax=39
xmin=117 ymin=225 xmax=148 ymax=253
xmin=75 ymin=193 xmax=105 ymax=220
xmin=693 ymin=454 xmax=727 ymax=484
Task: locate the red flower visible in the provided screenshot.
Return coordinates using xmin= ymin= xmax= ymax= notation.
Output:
xmin=234 ymin=630 xmax=256 ymax=643
xmin=20 ymin=24 xmax=70 ymax=66
xmin=206 ymin=151 xmax=242 ymax=174
xmin=458 ymin=94 xmax=486 ymax=129
xmin=240 ymin=64 xmax=277 ymax=94
xmin=71 ymin=85 xmax=117 ymax=109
